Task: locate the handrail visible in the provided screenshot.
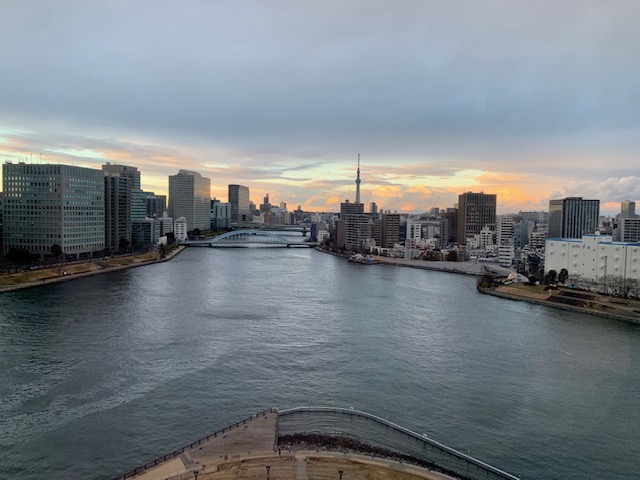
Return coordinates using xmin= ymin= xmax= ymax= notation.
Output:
xmin=279 ymin=407 xmax=519 ymax=480
xmin=113 ymin=408 xmax=277 ymax=480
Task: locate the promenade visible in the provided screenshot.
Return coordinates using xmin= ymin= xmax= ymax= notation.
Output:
xmin=0 ymin=246 xmax=185 ymax=293
xmin=120 ymin=411 xmax=455 ymax=480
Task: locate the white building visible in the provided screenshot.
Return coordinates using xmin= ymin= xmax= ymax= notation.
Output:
xmin=158 ymin=212 xmax=174 ymax=236
xmin=174 ymin=216 xmax=188 ymax=242
xmin=545 ymin=233 xmax=640 ymax=282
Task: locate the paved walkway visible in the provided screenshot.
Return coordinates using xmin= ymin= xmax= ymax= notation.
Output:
xmin=123 ymin=411 xmax=457 ymax=480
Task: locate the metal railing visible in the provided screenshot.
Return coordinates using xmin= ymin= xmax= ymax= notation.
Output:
xmin=278 ymin=407 xmax=519 ymax=480
xmin=113 ymin=408 xmax=277 ymax=480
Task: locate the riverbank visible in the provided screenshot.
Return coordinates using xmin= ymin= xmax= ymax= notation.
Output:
xmin=479 ymin=282 xmax=640 ymax=324
xmin=314 ymin=247 xmax=512 ymax=276
xmin=0 ymin=245 xmax=185 ymax=294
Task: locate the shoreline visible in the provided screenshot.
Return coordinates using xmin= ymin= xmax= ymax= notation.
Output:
xmin=0 ymin=246 xmax=186 ymax=294
xmin=478 ymin=284 xmax=640 ymax=325
xmin=314 ymin=247 xmax=511 ymax=276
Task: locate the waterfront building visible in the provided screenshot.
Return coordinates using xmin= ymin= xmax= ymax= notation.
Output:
xmin=169 ymin=170 xmax=211 ymax=231
xmin=211 ymin=199 xmax=231 ymax=230
xmin=548 ymin=197 xmax=599 ymax=239
xmin=174 ymin=216 xmax=188 ymax=242
xmin=132 ymin=217 xmax=161 ymax=247
xmin=228 ymin=184 xmax=251 ymax=224
xmin=545 ymin=233 xmax=640 ymax=283
xmin=3 ymin=163 xmax=104 ymax=257
xmin=457 ymin=192 xmax=496 ymax=245
xmin=0 ymin=192 xmax=4 ymax=253
xmin=103 ymin=171 xmax=132 ymax=253
xmin=157 ymin=212 xmax=174 ymax=236
xmin=338 ymin=200 xmax=370 ymax=251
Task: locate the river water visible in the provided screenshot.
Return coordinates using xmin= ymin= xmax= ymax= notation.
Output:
xmin=1 ymin=246 xmax=639 ymax=479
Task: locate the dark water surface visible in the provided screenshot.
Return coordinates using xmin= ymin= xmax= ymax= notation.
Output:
xmin=1 ymin=247 xmax=639 ymax=479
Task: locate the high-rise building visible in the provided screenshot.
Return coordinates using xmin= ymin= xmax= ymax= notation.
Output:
xmin=548 ymin=197 xmax=600 ymax=239
xmin=443 ymin=208 xmax=458 ymax=245
xmin=339 ymin=201 xmax=369 ymax=251
xmin=211 ymin=199 xmax=231 ymax=230
xmin=621 ymin=200 xmax=637 ymax=219
xmin=496 ymin=215 xmax=514 ymax=246
xmin=457 ymin=192 xmax=497 ymax=245
xmin=144 ymin=192 xmax=167 ymax=217
xmin=3 ymin=163 xmax=104 ymax=257
xmin=102 ymin=163 xmax=140 ymax=190
xmin=168 ymin=170 xmax=211 ymax=231
xmin=228 ymin=184 xmax=251 ymax=224
xmin=103 ymin=171 xmax=132 ymax=253
xmin=373 ymin=213 xmax=400 ymax=248
xmin=259 ymin=193 xmax=271 ymax=213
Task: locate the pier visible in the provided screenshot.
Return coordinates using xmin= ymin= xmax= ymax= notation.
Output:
xmin=114 ymin=408 xmax=519 ymax=480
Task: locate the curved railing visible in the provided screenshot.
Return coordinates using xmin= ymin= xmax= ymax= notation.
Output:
xmin=278 ymin=407 xmax=519 ymax=480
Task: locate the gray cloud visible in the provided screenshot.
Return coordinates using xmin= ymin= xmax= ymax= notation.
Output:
xmin=1 ymin=1 xmax=640 ymax=213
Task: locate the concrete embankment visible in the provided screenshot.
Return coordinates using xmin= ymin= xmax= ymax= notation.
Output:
xmin=314 ymin=247 xmax=511 ymax=276
xmin=478 ymin=284 xmax=640 ymax=325
xmin=0 ymin=246 xmax=186 ymax=294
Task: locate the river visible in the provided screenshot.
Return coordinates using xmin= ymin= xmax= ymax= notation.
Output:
xmin=1 ymin=246 xmax=639 ymax=479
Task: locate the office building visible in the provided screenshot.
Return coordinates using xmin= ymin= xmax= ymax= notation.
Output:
xmin=168 ymin=170 xmax=211 ymax=231
xmin=144 ymin=193 xmax=167 ymax=218
xmin=174 ymin=217 xmax=188 ymax=242
xmin=103 ymin=171 xmax=132 ymax=253
xmin=548 ymin=197 xmax=599 ymax=239
xmin=457 ymin=192 xmax=497 ymax=245
xmin=621 ymin=200 xmax=637 ymax=219
xmin=102 ymin=163 xmax=140 ymax=190
xmin=3 ymin=163 xmax=104 ymax=257
xmin=132 ymin=217 xmax=161 ymax=247
xmin=373 ymin=213 xmax=400 ymax=248
xmin=211 ymin=199 xmax=231 ymax=230
xmin=228 ymin=184 xmax=251 ymax=224
xmin=619 ymin=218 xmax=640 ymax=243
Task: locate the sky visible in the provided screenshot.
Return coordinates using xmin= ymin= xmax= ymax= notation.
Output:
xmin=1 ymin=0 xmax=639 ymax=215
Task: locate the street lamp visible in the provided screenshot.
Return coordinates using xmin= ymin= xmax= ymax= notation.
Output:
xmin=194 ymin=470 xmax=199 ymax=480
xmin=338 ymin=469 xmax=344 ymax=480
xmin=266 ymin=465 xmax=271 ymax=480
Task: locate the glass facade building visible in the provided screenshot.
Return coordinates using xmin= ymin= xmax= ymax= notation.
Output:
xmin=3 ymin=163 xmax=105 ymax=256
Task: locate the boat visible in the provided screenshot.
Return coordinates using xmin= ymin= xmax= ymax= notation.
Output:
xmin=348 ymin=253 xmax=381 ymax=265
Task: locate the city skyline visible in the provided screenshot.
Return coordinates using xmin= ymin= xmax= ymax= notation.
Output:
xmin=1 ymin=1 xmax=639 ymax=214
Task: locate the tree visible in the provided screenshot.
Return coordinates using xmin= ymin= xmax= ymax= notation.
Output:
xmin=558 ymin=268 xmax=569 ymax=285
xmin=192 ymin=228 xmax=202 ymax=237
xmin=546 ymin=269 xmax=557 ymax=284
xmin=50 ymin=244 xmax=62 ymax=257
xmin=118 ymin=237 xmax=130 ymax=252
xmin=6 ymin=247 xmax=33 ymax=265
xmin=446 ymin=250 xmax=458 ymax=262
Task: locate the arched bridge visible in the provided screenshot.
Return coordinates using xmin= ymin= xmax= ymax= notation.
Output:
xmin=182 ymin=230 xmax=317 ymax=248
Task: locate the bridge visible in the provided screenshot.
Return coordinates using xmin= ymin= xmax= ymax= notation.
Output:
xmin=182 ymin=230 xmax=317 ymax=248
